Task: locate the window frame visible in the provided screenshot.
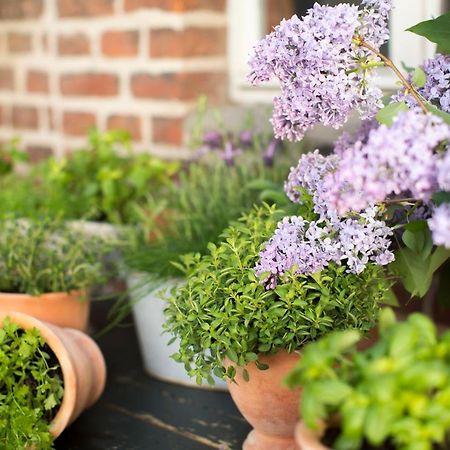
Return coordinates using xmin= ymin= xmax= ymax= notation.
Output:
xmin=227 ymin=0 xmax=446 ymax=103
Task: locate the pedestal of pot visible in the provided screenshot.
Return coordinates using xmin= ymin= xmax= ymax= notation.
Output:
xmin=225 ymin=351 xmax=301 ymax=450
xmin=128 ymin=272 xmax=227 ymax=390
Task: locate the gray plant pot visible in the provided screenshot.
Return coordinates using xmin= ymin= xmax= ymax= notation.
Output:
xmin=127 ymin=271 xmax=228 ymax=390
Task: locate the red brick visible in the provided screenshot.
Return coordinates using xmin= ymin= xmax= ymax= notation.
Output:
xmin=12 ymin=106 xmax=38 ymax=129
xmin=101 ymin=30 xmax=139 ymax=58
xmin=131 ymin=72 xmax=227 ymax=101
xmin=27 ymin=70 xmax=49 ymax=93
xmin=150 ymin=28 xmax=226 ymax=58
xmin=63 ymin=111 xmax=96 ymax=136
xmin=57 ymin=0 xmax=114 ymax=17
xmin=0 ymin=0 xmax=43 ymax=20
xmin=58 ymin=34 xmax=90 ymax=56
xmin=7 ymin=32 xmax=32 ymax=53
xmin=60 ymin=73 xmax=118 ymax=97
xmin=107 ymin=115 xmax=142 ymax=141
xmin=0 ymin=67 xmax=14 ymax=90
xmin=125 ymin=0 xmax=225 ymax=12
xmin=26 ymin=145 xmax=53 ymax=163
xmin=153 ymin=117 xmax=183 ymax=145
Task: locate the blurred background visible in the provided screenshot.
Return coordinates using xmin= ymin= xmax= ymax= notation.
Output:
xmin=0 ymin=0 xmax=447 ymax=161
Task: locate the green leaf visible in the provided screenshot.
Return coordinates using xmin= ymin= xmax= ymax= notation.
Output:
xmin=379 ymin=307 xmax=397 ymax=332
xmin=412 ymin=67 xmax=427 ymax=88
xmin=376 ymin=102 xmax=409 ymax=126
xmin=429 ymin=246 xmax=450 ymax=274
xmin=226 ymin=348 xmax=239 ymax=364
xmin=364 ymin=404 xmax=393 ymax=445
xmin=310 ymin=380 xmax=352 ymax=405
xmin=427 ymin=103 xmax=450 ymax=125
xmin=402 ymin=227 xmax=433 ymax=260
xmin=390 ymin=247 xmax=432 ymax=298
xmin=433 ymin=191 xmax=450 ymax=206
xmin=407 ymin=12 xmax=450 ymax=54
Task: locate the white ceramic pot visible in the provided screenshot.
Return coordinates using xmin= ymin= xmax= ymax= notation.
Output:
xmin=127 ymin=271 xmax=228 ymax=390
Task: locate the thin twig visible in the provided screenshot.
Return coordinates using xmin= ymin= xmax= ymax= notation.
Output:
xmin=358 ymin=39 xmax=429 ymax=114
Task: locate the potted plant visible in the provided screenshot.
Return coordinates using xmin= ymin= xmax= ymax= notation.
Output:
xmin=164 ymin=201 xmax=392 ymax=449
xmin=0 ymin=129 xmax=179 ymax=228
xmin=122 ymin=123 xmax=293 ymax=389
xmin=0 ymin=218 xmax=109 ymax=331
xmin=0 ymin=311 xmax=106 ymax=449
xmin=287 ymin=308 xmax=450 ymax=450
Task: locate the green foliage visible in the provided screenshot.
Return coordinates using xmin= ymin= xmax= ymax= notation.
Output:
xmin=286 ymin=310 xmax=450 ymax=450
xmin=376 ymin=102 xmax=409 ymax=126
xmin=390 ymin=221 xmax=450 ymax=297
xmin=0 ymin=318 xmax=64 ymax=450
xmin=0 ymin=138 xmax=28 ymax=176
xmin=407 ymin=12 xmax=450 ymax=54
xmin=0 ymin=219 xmax=109 ymax=295
xmin=0 ymin=129 xmax=179 ymax=224
xmin=164 ymin=204 xmax=390 ymax=385
xmin=126 ymin=152 xmax=294 ymax=278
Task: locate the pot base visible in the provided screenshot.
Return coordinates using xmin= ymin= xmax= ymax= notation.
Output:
xmin=243 ymin=429 xmax=297 ymax=450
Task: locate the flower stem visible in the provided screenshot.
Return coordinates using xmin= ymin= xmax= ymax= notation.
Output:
xmin=358 ymin=39 xmax=429 ymax=114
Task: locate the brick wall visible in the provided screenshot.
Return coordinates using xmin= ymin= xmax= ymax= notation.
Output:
xmin=0 ymin=0 xmax=228 ymax=159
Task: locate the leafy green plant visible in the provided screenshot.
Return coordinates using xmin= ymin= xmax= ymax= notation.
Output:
xmin=0 ymin=318 xmax=64 ymax=450
xmin=43 ymin=129 xmax=179 ymax=224
xmin=0 ymin=138 xmax=28 ymax=176
xmin=0 ymin=219 xmax=109 ymax=295
xmin=163 ymin=204 xmax=390 ymax=385
xmin=286 ymin=309 xmax=450 ymax=450
xmin=0 ymin=129 xmax=179 ymax=224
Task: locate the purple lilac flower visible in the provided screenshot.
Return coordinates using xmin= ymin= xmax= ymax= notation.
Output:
xmin=429 ymin=204 xmax=450 ymax=248
xmin=255 ymin=206 xmax=394 ymax=288
xmin=284 ymin=150 xmax=338 ymax=218
xmin=323 ymin=109 xmax=450 ymax=214
xmin=248 ymin=1 xmax=392 ymax=141
xmin=394 ymin=54 xmax=450 ymax=113
xmin=438 ymin=150 xmax=450 ymax=192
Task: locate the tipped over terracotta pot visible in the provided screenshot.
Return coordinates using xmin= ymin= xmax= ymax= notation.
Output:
xmin=0 ymin=290 xmax=90 ymax=331
xmin=0 ymin=311 xmax=107 ymax=439
xmin=225 ymin=351 xmax=301 ymax=450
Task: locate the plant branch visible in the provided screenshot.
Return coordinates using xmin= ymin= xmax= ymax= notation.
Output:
xmin=382 ymin=197 xmax=419 ymax=206
xmin=357 ymin=39 xmax=429 ymax=114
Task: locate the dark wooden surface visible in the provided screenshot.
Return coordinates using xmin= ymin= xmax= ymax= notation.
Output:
xmin=56 ymin=299 xmax=250 ymax=450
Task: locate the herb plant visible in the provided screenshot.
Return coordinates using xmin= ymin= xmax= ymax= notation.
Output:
xmin=286 ymin=309 xmax=450 ymax=450
xmin=0 ymin=129 xmax=179 ymax=224
xmin=0 ymin=219 xmax=109 ymax=295
xmin=164 ymin=204 xmax=391 ymax=385
xmin=0 ymin=318 xmax=64 ymax=450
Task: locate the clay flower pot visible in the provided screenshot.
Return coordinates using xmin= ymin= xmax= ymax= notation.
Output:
xmin=0 ymin=290 xmax=89 ymax=331
xmin=1 ymin=311 xmax=107 ymax=439
xmin=226 ymin=351 xmax=301 ymax=450
xmin=294 ymin=420 xmax=329 ymax=450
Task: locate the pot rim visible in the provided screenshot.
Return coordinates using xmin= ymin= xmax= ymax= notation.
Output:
xmin=0 ymin=311 xmax=78 ymax=437
xmin=0 ymin=289 xmax=88 ymax=301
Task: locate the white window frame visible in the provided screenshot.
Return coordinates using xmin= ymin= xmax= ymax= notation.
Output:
xmin=227 ymin=0 xmax=446 ymax=104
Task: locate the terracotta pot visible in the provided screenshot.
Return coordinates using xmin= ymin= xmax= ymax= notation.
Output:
xmin=0 ymin=290 xmax=89 ymax=331
xmin=0 ymin=311 xmax=107 ymax=439
xmin=225 ymin=351 xmax=301 ymax=450
xmin=294 ymin=420 xmax=329 ymax=450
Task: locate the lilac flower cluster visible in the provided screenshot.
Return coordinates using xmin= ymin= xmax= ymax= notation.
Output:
xmin=395 ymin=54 xmax=450 ymax=113
xmin=428 ymin=204 xmax=450 ymax=249
xmin=255 ymin=206 xmax=393 ymax=288
xmin=322 ymin=109 xmax=450 ymax=214
xmin=248 ymin=1 xmax=392 ymax=141
xmin=284 ymin=150 xmax=338 ymax=218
